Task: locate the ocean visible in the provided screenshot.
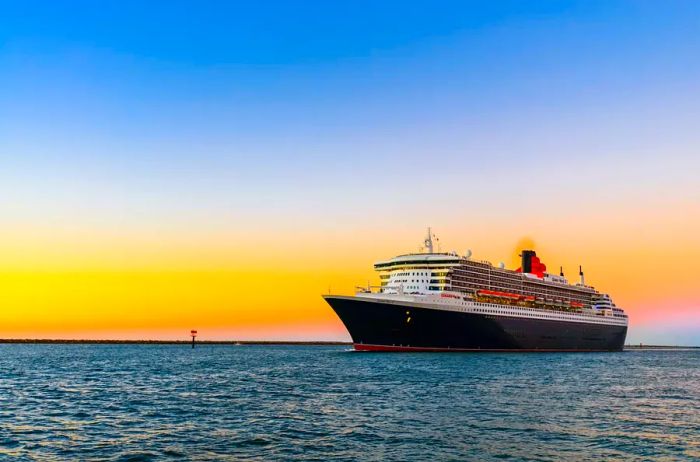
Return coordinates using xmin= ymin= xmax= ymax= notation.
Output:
xmin=1 ymin=345 xmax=698 ymax=461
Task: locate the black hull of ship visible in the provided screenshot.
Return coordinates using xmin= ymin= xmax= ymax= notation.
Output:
xmin=325 ymin=296 xmax=627 ymax=352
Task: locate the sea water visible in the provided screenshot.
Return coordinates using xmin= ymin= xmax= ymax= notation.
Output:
xmin=0 ymin=344 xmax=698 ymax=461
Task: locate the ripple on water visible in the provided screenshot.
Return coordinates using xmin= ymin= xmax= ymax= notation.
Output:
xmin=112 ymin=452 xmax=159 ymax=462
xmin=0 ymin=437 xmax=20 ymax=449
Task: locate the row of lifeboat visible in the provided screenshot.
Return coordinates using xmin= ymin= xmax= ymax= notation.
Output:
xmin=475 ymin=289 xmax=586 ymax=311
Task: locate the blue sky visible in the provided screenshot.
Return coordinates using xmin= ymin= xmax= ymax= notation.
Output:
xmin=3 ymin=1 xmax=699 ymax=229
xmin=3 ymin=2 xmax=698 ymax=153
xmin=3 ymin=2 xmax=698 ymax=181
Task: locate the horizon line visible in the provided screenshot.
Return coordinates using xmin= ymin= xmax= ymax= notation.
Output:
xmin=0 ymin=339 xmax=699 ymax=349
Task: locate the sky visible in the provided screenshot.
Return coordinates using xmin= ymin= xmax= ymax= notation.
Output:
xmin=1 ymin=1 xmax=699 ymax=344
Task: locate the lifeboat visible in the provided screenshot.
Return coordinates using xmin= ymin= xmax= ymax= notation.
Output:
xmin=477 ymin=289 xmax=521 ymax=300
xmin=440 ymin=292 xmax=461 ymax=299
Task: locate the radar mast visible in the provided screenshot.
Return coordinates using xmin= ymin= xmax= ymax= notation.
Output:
xmin=424 ymin=227 xmax=434 ymax=254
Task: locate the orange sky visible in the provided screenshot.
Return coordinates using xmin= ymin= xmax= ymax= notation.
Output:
xmin=1 ymin=200 xmax=698 ymax=343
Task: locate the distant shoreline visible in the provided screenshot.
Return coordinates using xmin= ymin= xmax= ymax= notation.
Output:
xmin=624 ymin=344 xmax=700 ymax=350
xmin=0 ymin=340 xmax=698 ymax=349
xmin=0 ymin=339 xmax=352 ymax=345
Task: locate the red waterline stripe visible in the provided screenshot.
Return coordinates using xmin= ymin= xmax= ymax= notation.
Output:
xmin=353 ymin=343 xmax=615 ymax=353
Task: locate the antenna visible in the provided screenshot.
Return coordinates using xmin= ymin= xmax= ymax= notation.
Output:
xmin=579 ymin=265 xmax=585 ymax=285
xmin=560 ymin=266 xmax=564 ymax=277
xmin=431 ymin=230 xmax=442 ymax=252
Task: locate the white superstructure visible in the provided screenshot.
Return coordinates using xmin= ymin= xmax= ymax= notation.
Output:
xmin=359 ymin=228 xmax=628 ymax=327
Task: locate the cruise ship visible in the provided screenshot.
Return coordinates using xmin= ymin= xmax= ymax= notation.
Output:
xmin=323 ymin=229 xmax=628 ymax=352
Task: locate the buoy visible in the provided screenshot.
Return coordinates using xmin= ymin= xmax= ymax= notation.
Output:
xmin=191 ymin=330 xmax=197 ymax=348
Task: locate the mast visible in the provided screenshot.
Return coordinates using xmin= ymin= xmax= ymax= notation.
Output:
xmin=424 ymin=227 xmax=434 ymax=254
